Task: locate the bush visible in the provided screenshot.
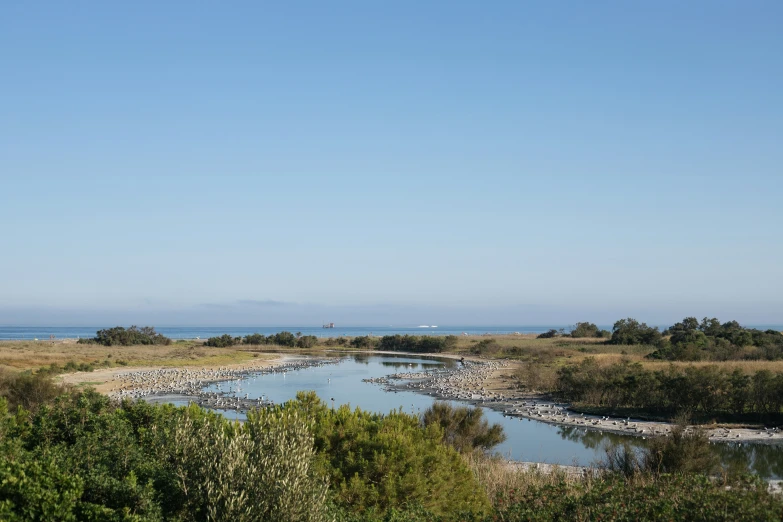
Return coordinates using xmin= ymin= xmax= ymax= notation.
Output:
xmin=170 ymin=406 xmax=330 ymax=521
xmin=204 ymin=334 xmax=236 ymax=347
xmin=323 ymin=337 xmax=349 ymax=347
xmin=350 ymin=336 xmax=378 ymax=349
xmin=644 ymin=419 xmax=719 ymax=475
xmin=78 ymin=326 xmax=171 ymax=346
xmin=280 ymin=391 xmax=491 ymax=517
xmin=377 ymin=335 xmax=449 ymax=353
xmin=570 ymin=322 xmax=601 ymax=338
xmin=650 ymin=317 xmax=783 ymax=361
xmin=609 ymin=318 xmax=662 ymax=345
xmin=268 ymin=331 xmax=296 ymax=347
xmin=422 ymin=402 xmax=505 ymax=453
xmin=494 ymin=473 xmax=782 ymax=521
xmin=470 ymin=339 xmax=500 ymax=355
xmin=243 ymin=333 xmax=266 ymax=345
xmin=0 ymin=370 xmax=65 ymax=412
xmin=536 ymin=329 xmax=559 ymax=339
xmin=555 ymin=358 xmax=783 ymax=419
xmin=296 ymin=335 xmax=319 ymax=348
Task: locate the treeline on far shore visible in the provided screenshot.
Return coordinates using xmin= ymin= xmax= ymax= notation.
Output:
xmin=72 ymin=317 xmax=783 ymax=363
xmin=535 ymin=317 xmax=783 ymax=362
xmin=206 ymin=332 xmax=461 ymax=353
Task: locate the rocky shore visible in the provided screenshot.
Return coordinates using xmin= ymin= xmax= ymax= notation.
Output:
xmin=373 ymin=358 xmax=783 ymax=445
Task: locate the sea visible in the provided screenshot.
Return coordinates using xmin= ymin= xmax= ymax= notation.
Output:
xmin=1 ymin=324 xmax=781 ymax=341
xmin=0 ymin=325 xmax=566 ymax=341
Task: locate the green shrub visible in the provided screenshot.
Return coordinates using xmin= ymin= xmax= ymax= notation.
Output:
xmin=0 ymin=370 xmax=64 ymax=412
xmin=169 ymin=407 xmax=330 ymax=521
xmin=243 ymin=333 xmax=266 ymax=345
xmin=570 ymin=322 xmax=601 ymax=338
xmin=377 ymin=335 xmax=449 ymax=353
xmin=79 ymin=326 xmax=171 ymax=346
xmin=296 ymin=335 xmax=319 ymax=348
xmin=536 ymin=329 xmax=559 ymax=339
xmin=204 ymin=334 xmax=236 ymax=347
xmin=422 ymin=402 xmax=505 ymax=453
xmin=277 ymin=392 xmax=491 ymax=518
xmin=470 ymin=339 xmax=500 ymax=355
xmin=610 ymin=318 xmax=662 ymax=345
xmin=350 ymin=336 xmax=378 ymax=349
xmin=494 ymin=473 xmax=783 ymax=521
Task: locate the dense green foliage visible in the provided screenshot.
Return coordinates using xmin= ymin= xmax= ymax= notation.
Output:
xmin=422 ymin=402 xmax=506 ymax=453
xmin=78 ymin=326 xmax=172 ymax=346
xmin=274 ymin=392 xmax=491 ymax=517
xmin=205 ymin=331 xmax=318 ymax=348
xmin=0 ymin=391 xmax=330 ymax=521
xmin=204 ymin=334 xmax=237 ymax=347
xmin=609 ymin=318 xmax=662 ymax=345
xmin=570 ymin=322 xmax=610 ymax=339
xmin=0 ymin=381 xmax=490 ymax=520
xmin=556 ymin=358 xmax=783 ymax=420
xmin=349 ymin=336 xmax=377 ymax=349
xmin=470 ymin=339 xmax=502 ymax=355
xmin=536 ymin=329 xmax=560 ymax=339
xmin=0 ymin=370 xmax=64 ymax=412
xmin=377 ymin=335 xmax=458 ymax=353
xmin=2 ymin=374 xmax=782 ymax=520
xmin=295 ymin=335 xmax=319 ymax=348
xmin=651 ymin=317 xmax=783 ymax=361
xmin=493 ymin=474 xmax=782 ymax=522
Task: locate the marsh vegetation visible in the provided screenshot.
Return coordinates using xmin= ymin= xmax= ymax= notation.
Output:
xmin=1 ymin=372 xmax=781 ymax=521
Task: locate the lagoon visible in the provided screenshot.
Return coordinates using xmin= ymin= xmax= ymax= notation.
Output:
xmin=156 ymin=353 xmax=783 ymax=479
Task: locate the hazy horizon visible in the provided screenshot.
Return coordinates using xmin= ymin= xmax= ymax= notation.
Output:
xmin=2 ymin=301 xmax=782 ymax=328
xmin=2 ymin=2 xmax=781 ymax=325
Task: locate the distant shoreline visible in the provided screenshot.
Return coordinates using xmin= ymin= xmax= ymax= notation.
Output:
xmin=3 ymin=324 xmax=782 ymax=342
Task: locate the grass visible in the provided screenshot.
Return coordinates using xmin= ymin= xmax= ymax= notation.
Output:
xmin=0 ymin=339 xmax=267 ymax=373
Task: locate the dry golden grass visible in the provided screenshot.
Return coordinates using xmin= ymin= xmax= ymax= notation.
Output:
xmin=641 ymin=359 xmax=783 ymax=374
xmin=463 ymin=451 xmax=594 ymax=501
xmin=0 ymin=339 xmax=266 ymax=372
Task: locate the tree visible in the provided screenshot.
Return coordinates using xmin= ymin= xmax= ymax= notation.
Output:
xmin=668 ymin=317 xmax=709 ymax=347
xmin=570 ymin=322 xmax=600 ymax=338
xmin=422 ymin=402 xmax=506 ymax=453
xmin=537 ymin=329 xmax=559 ymax=339
xmin=204 ymin=334 xmax=236 ymax=347
xmin=610 ymin=318 xmax=662 ymax=345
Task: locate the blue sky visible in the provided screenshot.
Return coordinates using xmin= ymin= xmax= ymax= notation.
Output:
xmin=1 ymin=2 xmax=781 ymax=326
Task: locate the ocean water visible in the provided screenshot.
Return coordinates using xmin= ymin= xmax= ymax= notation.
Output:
xmin=1 ymin=324 xmax=781 ymax=341
xmin=0 ymin=325 xmax=572 ymax=341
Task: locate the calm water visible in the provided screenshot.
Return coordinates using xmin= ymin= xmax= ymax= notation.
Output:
xmin=158 ymin=353 xmax=783 ymax=478
xmin=4 ymin=325 xmax=781 ymax=341
xmin=0 ymin=325 xmax=580 ymax=340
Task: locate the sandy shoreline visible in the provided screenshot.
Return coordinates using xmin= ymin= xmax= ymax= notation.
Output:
xmin=57 ymin=353 xmax=292 ymax=393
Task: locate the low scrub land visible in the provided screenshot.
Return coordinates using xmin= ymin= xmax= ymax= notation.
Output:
xmin=3 ymin=317 xmax=783 ymax=425
xmin=0 ymin=340 xmax=262 ymax=375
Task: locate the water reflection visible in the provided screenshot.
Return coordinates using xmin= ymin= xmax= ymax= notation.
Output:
xmin=175 ymin=353 xmax=783 ymax=478
xmin=557 ymin=423 xmax=783 ymax=478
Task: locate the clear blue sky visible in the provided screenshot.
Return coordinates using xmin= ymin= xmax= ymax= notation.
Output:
xmin=1 ymin=1 xmax=781 ymax=326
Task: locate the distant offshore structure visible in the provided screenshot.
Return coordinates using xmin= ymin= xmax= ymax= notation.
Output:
xmin=322 ymin=322 xmax=335 ymax=329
